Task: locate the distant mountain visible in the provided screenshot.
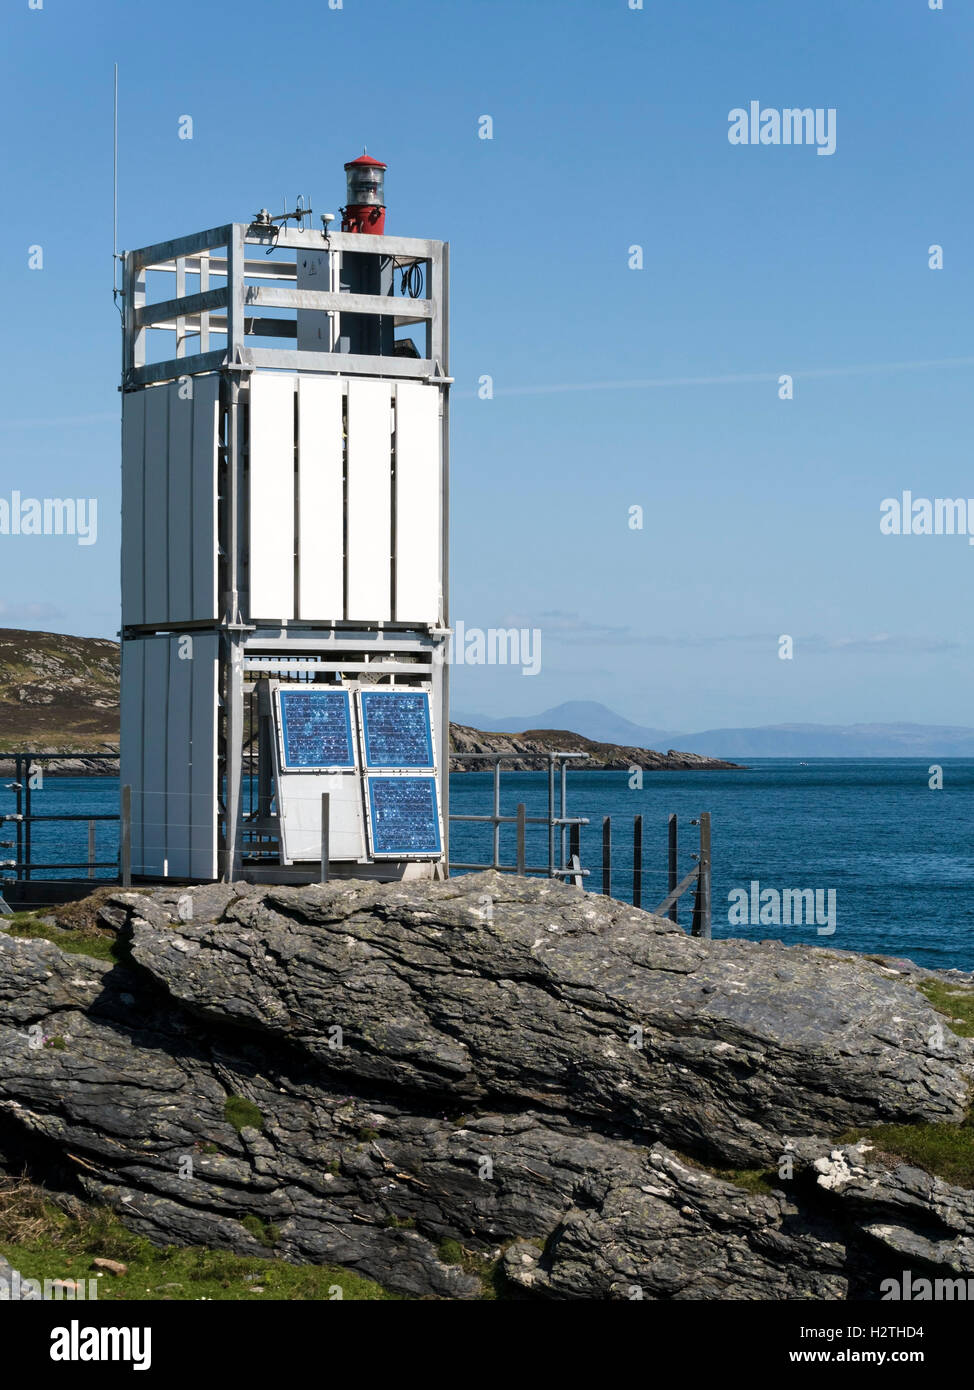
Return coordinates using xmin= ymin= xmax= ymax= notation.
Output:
xmin=452 ymin=701 xmax=673 ymax=748
xmin=452 ymin=702 xmax=974 ymax=758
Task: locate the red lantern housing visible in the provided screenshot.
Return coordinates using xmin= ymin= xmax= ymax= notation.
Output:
xmin=341 ymin=154 xmax=387 ymax=234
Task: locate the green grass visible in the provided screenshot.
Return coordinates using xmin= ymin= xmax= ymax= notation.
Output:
xmin=224 ymin=1094 xmax=264 ymax=1133
xmin=239 ymin=1214 xmax=280 ymax=1249
xmin=673 ymin=1151 xmax=780 ymax=1195
xmin=916 ymin=979 xmax=974 ymax=1038
xmin=1 ymin=912 xmax=119 ymax=963
xmin=0 ymin=1175 xmax=397 ymax=1301
xmin=839 ymin=1120 xmax=974 ymax=1189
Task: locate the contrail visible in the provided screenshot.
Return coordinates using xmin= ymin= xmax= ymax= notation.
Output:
xmin=458 ymin=356 xmax=974 ymax=398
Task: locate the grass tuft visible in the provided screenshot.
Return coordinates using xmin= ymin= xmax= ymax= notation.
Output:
xmin=224 ymin=1095 xmax=264 ymax=1133
xmin=2 ymin=912 xmax=119 ymax=963
xmin=916 ymin=979 xmax=974 ymax=1038
xmin=839 ymin=1119 xmax=974 ymax=1190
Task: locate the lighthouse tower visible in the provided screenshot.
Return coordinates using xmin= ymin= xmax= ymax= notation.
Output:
xmin=119 ymin=158 xmax=450 ymax=883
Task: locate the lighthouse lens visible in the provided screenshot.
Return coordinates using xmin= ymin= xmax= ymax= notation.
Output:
xmin=346 ymin=167 xmax=385 ymax=206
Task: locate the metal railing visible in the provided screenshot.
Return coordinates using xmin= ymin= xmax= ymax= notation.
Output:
xmin=595 ymin=811 xmax=712 ymax=938
xmin=448 ymin=751 xmax=591 ymax=879
xmin=1 ymin=754 xmax=120 ymax=881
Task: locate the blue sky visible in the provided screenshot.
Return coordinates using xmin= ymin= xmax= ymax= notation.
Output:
xmin=2 ymin=0 xmax=971 ymax=731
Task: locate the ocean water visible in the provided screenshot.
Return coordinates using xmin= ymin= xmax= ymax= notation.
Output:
xmin=4 ymin=761 xmax=973 ymax=972
xmin=449 ymin=760 xmax=974 ymax=972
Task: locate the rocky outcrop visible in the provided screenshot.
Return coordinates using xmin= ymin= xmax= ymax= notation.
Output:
xmin=0 ymin=873 xmax=971 ymax=1299
xmin=449 ymin=724 xmax=743 ymax=772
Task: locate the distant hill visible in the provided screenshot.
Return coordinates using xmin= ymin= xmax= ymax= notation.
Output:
xmin=0 ymin=629 xmax=119 ymax=752
xmin=453 ymin=700 xmax=974 ymax=758
xmin=453 ymin=701 xmax=673 ymax=747
xmin=449 ymin=724 xmax=741 ymax=772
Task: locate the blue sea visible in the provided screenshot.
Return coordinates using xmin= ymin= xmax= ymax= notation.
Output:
xmin=4 ymin=760 xmax=973 ymax=972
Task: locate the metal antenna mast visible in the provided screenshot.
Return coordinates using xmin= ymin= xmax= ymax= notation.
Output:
xmin=113 ymin=64 xmax=120 ymax=314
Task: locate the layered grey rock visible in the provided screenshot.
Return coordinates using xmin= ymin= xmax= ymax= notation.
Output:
xmin=0 ymin=872 xmax=972 ymax=1299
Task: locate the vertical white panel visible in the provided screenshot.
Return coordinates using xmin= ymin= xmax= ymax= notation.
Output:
xmin=190 ymin=633 xmax=219 ymax=879
xmin=192 ymin=376 xmax=220 ymax=621
xmin=143 ymin=386 xmax=170 ymax=625
xmin=278 ymin=773 xmax=365 ymax=862
xmin=166 ymin=638 xmax=192 ymax=877
xmin=119 ymin=639 xmax=144 ymax=874
xmin=395 ymin=383 xmax=442 ymax=623
xmin=346 ymin=379 xmax=392 ymax=621
xmin=121 ymin=392 xmax=146 ymax=626
xmin=167 ymin=386 xmax=193 ymax=622
xmin=248 ymin=373 xmax=295 ymax=619
xmin=142 ymin=638 xmax=168 ymax=876
xmin=297 ymin=377 xmax=344 ymax=619
xmin=296 ymin=249 xmax=335 ymax=352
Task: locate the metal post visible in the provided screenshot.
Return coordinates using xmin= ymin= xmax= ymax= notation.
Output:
xmin=699 ymin=811 xmax=711 ymax=940
xmin=121 ymin=784 xmax=132 ymax=887
xmin=87 ymin=820 xmax=96 ymax=880
xmin=492 ymin=759 xmax=501 ymax=869
xmin=223 ymin=636 xmax=245 ymax=882
xmin=568 ymin=818 xmax=583 ymax=889
xmin=547 ymin=756 xmax=556 ymax=879
xmin=602 ymin=817 xmax=611 ymax=896
xmin=668 ymin=813 xmax=678 ymax=925
xmin=516 ymin=802 xmax=526 ymax=876
xmin=320 ymin=793 xmax=330 ymax=884
xmin=14 ymin=756 xmax=22 ymax=884
xmin=560 ymin=758 xmax=568 ymax=874
xmin=24 ymin=761 xmax=32 ymax=882
xmin=633 ymin=814 xmax=642 ymax=909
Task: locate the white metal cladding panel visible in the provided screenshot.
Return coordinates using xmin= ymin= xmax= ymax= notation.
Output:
xmin=119 ymin=640 xmax=145 ymax=872
xmin=189 ymin=633 xmax=219 ymax=879
xmin=165 ymin=639 xmax=193 ymax=877
xmin=297 ymin=377 xmax=344 ymax=620
xmin=395 ymin=383 xmax=442 ymax=623
xmin=167 ymin=385 xmax=193 ymax=622
xmin=143 ymin=386 xmax=170 ymax=626
xmin=248 ymin=373 xmax=295 ymax=620
xmin=278 ymin=773 xmax=365 ymax=862
xmin=192 ymin=377 xmax=220 ymax=621
xmin=121 ymin=392 xmax=146 ymax=626
xmin=346 ymin=379 xmax=392 ymax=621
xmin=141 ymin=638 xmax=169 ymax=876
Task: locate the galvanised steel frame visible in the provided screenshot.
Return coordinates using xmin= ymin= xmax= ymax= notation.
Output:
xmin=121 ymin=223 xmax=451 ymax=882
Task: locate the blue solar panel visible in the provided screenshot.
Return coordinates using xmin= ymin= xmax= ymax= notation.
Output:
xmin=367 ymin=776 xmax=441 ymax=857
xmin=360 ymin=689 xmax=434 ymax=768
xmin=278 ymin=689 xmax=355 ymax=770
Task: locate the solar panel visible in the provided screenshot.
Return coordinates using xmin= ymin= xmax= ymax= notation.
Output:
xmin=359 ymin=688 xmax=434 ymax=768
xmin=367 ymin=775 xmax=442 ymax=857
xmin=277 ymin=688 xmax=356 ymax=771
